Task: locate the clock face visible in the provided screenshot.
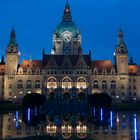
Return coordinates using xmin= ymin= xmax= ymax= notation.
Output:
xmin=61 ymin=31 xmax=72 ymax=42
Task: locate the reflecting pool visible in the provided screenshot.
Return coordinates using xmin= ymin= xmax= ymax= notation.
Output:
xmin=0 ymin=109 xmax=139 ymax=140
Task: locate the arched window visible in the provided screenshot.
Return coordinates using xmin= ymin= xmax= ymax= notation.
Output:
xmin=35 ymin=80 xmax=41 ymax=88
xmin=93 ymin=80 xmax=99 ymax=88
xmin=26 ymin=80 xmax=32 ymax=89
xmin=48 ymin=92 xmax=55 ymax=100
xmin=78 ymin=92 xmax=85 ymax=101
xmin=63 ymin=92 xmax=70 ymax=101
xmin=62 ymin=77 xmax=72 ymax=89
xmin=17 ymin=80 xmax=23 ymax=89
xmin=77 ymin=78 xmax=86 ymax=89
xmin=121 ymin=84 xmax=125 ymax=89
xmin=102 ymin=80 xmax=108 ymax=89
xmin=47 ymin=78 xmax=57 ymax=89
xmin=110 ymin=80 xmax=116 ymax=89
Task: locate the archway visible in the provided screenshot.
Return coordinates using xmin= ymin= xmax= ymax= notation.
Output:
xmin=63 ymin=92 xmax=70 ymax=101
xmin=48 ymin=92 xmax=55 ymax=100
xmin=78 ymin=92 xmax=85 ymax=101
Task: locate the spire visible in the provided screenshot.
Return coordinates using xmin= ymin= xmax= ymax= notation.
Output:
xmin=63 ymin=0 xmax=72 ymax=22
xmin=115 ymin=29 xmax=128 ymax=54
xmin=8 ymin=27 xmax=18 ymax=47
xmin=130 ymin=56 xmax=133 ymax=64
xmin=0 ymin=56 xmax=4 ymax=64
xmin=30 ymin=55 xmax=32 ymax=62
xmin=129 ymin=56 xmax=136 ymax=65
xmin=118 ymin=29 xmax=124 ymax=45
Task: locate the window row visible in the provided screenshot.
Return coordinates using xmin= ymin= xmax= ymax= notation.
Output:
xmin=93 ymin=68 xmax=116 ymax=75
xmin=45 ymin=71 xmax=87 ymax=75
xmin=18 ymin=67 xmax=41 ymax=75
xmin=93 ymin=80 xmax=116 ymax=89
xmin=47 ymin=77 xmax=87 ymax=89
xmin=17 ymin=80 xmax=41 ymax=89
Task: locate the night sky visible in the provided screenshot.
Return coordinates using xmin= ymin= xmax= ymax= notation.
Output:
xmin=0 ymin=0 xmax=140 ymax=64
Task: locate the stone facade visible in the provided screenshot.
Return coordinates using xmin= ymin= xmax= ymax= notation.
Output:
xmin=0 ymin=2 xmax=140 ymax=104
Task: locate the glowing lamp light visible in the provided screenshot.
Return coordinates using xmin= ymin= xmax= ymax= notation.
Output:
xmin=16 ymin=111 xmax=18 ymax=128
xmin=134 ymin=114 xmax=138 ymax=140
xmin=100 ymin=108 xmax=103 ymax=121
xmin=110 ymin=111 xmax=113 ymax=127
xmin=117 ymin=115 xmax=119 ymax=123
xmin=116 ymin=96 xmax=119 ymax=99
xmin=27 ymin=108 xmax=30 ymax=122
xmin=14 ymin=96 xmax=16 ymax=99
xmin=19 ymin=119 xmax=22 ymax=123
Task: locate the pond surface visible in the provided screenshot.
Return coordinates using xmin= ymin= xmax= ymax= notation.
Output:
xmin=0 ymin=109 xmax=139 ymax=140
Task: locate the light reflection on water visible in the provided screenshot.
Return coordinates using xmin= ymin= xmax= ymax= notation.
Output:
xmin=0 ymin=109 xmax=139 ymax=140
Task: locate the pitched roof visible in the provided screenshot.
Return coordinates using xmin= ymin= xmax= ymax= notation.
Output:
xmin=92 ymin=60 xmax=113 ymax=72
xmin=43 ymin=54 xmax=91 ymax=67
xmin=20 ymin=60 xmax=42 ymax=71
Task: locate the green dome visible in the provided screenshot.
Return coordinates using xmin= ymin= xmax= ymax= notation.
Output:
xmin=55 ymin=2 xmax=79 ymax=38
xmin=55 ymin=21 xmax=79 ymax=38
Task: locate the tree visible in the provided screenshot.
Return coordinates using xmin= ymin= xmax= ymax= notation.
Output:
xmin=23 ymin=93 xmax=46 ymax=108
xmin=88 ymin=93 xmax=112 ymax=108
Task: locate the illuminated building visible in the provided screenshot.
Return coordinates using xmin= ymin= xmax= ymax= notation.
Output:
xmin=0 ymin=1 xmax=140 ymax=104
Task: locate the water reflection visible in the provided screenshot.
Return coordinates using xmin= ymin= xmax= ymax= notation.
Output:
xmin=0 ymin=109 xmax=139 ymax=139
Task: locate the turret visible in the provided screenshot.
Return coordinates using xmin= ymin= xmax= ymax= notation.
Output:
xmin=5 ymin=28 xmax=20 ymax=75
xmin=52 ymin=1 xmax=82 ymax=55
xmin=114 ymin=29 xmax=128 ymax=74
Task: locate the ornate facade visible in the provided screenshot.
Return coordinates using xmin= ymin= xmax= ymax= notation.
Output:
xmin=0 ymin=2 xmax=140 ymax=104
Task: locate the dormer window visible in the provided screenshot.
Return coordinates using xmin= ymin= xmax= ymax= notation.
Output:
xmin=102 ymin=69 xmax=107 ymax=75
xmin=93 ymin=68 xmax=98 ymax=75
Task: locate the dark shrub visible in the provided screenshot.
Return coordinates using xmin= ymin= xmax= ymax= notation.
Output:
xmin=88 ymin=93 xmax=112 ymax=108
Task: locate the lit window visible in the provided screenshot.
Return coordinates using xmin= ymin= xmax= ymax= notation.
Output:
xmin=77 ymin=78 xmax=86 ymax=89
xmin=62 ymin=78 xmax=72 ymax=89
xmin=47 ymin=78 xmax=57 ymax=89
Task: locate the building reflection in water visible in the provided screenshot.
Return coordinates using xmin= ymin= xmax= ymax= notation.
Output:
xmin=0 ymin=109 xmax=139 ymax=140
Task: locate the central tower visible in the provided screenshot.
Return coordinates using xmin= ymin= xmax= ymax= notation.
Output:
xmin=52 ymin=1 xmax=82 ymax=55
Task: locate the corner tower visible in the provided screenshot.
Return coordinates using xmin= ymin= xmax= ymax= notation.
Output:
xmin=52 ymin=1 xmax=82 ymax=55
xmin=5 ymin=28 xmax=20 ymax=75
xmin=114 ymin=29 xmax=128 ymax=74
